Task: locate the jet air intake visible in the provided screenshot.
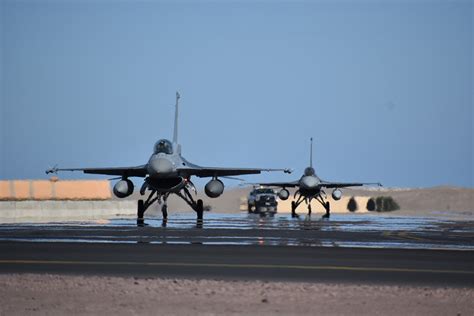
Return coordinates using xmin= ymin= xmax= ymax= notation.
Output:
xmin=205 ymin=179 xmax=224 ymax=198
xmin=300 ymin=176 xmax=318 ymax=190
xmin=113 ymin=179 xmax=134 ymax=198
xmin=148 ymin=157 xmax=174 ymax=175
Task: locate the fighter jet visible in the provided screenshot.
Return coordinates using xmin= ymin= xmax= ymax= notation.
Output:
xmin=46 ymin=92 xmax=291 ymax=225
xmin=252 ymin=138 xmax=381 ymax=218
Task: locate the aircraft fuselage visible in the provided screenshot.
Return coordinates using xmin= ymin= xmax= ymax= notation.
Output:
xmin=144 ymin=140 xmax=188 ymax=192
xmin=298 ymin=175 xmax=322 ymax=197
xmin=147 ymin=154 xmax=180 ymax=178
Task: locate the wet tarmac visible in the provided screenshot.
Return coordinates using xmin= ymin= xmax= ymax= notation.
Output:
xmin=0 ymin=212 xmax=472 ymax=250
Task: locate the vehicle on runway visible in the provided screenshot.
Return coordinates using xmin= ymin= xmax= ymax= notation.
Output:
xmin=46 ymin=92 xmax=291 ymax=226
xmin=252 ymin=138 xmax=381 ymax=218
xmin=247 ymin=187 xmax=278 ymax=216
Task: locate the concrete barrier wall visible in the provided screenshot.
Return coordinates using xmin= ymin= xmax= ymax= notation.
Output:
xmin=0 ymin=180 xmax=111 ymax=201
xmin=0 ymin=200 xmax=135 ymax=223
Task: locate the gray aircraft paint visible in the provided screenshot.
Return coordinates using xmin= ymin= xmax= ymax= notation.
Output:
xmin=256 ymin=138 xmax=381 ymax=218
xmin=46 ymin=93 xmax=290 ymax=224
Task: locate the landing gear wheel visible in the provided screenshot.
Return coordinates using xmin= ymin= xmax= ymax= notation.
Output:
xmin=137 ymin=199 xmax=145 ymax=226
xmin=161 ymin=204 xmax=168 ymax=227
xmin=322 ymin=201 xmax=330 ymax=219
xmin=248 ymin=205 xmax=253 ymax=214
xmin=161 ymin=204 xmax=168 ymax=219
xmin=195 ymin=199 xmax=204 ymax=228
xmin=291 ymin=201 xmax=299 ymax=218
xmin=196 ymin=199 xmax=204 ymax=220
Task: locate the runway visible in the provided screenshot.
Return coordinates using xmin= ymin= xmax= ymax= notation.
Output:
xmin=0 ymin=213 xmax=472 ymax=249
xmin=0 ymin=242 xmax=473 ymax=286
xmin=0 ymin=213 xmax=473 ymax=286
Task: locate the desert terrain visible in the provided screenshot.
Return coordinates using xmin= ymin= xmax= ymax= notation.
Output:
xmin=1 ymin=274 xmax=473 ymax=316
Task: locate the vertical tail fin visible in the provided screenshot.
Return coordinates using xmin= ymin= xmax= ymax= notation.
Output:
xmin=310 ymin=137 xmax=313 ymax=168
xmin=173 ymin=92 xmax=180 ymax=144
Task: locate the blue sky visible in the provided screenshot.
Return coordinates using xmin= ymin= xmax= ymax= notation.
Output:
xmin=0 ymin=0 xmax=472 ymax=188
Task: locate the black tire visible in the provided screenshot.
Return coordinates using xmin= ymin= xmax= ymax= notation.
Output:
xmin=196 ymin=199 xmax=204 ymax=220
xmin=322 ymin=201 xmax=331 ymax=219
xmin=291 ymin=201 xmax=298 ymax=218
xmin=137 ymin=200 xmax=145 ymax=219
xmin=248 ymin=204 xmax=253 ymax=214
xmin=161 ymin=204 xmax=168 ymax=219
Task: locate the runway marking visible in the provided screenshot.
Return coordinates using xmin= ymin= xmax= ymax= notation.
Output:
xmin=382 ymin=231 xmax=428 ymax=242
xmin=398 ymin=231 xmax=427 ymax=242
xmin=0 ymin=259 xmax=472 ymax=275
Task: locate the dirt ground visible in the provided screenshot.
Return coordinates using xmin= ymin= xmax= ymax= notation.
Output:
xmin=0 ymin=274 xmax=472 ymax=316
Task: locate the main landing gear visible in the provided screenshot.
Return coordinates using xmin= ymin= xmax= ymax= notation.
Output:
xmin=291 ymin=192 xmax=331 ymax=219
xmin=137 ymin=186 xmax=204 ymax=228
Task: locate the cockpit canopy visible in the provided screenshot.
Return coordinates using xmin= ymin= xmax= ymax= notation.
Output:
xmin=304 ymin=167 xmax=315 ymax=176
xmin=153 ymin=139 xmax=173 ymax=155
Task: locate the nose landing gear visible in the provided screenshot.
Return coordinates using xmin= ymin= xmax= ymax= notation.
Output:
xmin=137 ymin=182 xmax=204 ymax=228
xmin=136 ymin=185 xmax=205 ymax=228
xmin=290 ymin=194 xmax=331 ymax=219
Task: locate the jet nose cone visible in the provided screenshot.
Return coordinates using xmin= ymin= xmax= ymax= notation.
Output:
xmin=148 ymin=157 xmax=174 ymax=175
xmin=300 ymin=176 xmax=318 ymax=189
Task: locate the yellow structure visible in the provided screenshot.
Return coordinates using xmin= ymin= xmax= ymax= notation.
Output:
xmin=0 ymin=179 xmax=111 ymax=201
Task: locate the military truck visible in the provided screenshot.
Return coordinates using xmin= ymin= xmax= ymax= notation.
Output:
xmin=247 ymin=188 xmax=278 ymax=215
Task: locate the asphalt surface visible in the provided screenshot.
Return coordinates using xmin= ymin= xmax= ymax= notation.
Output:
xmin=0 ymin=213 xmax=473 ymax=286
xmin=0 ymin=213 xmax=472 ymax=249
xmin=0 ymin=242 xmax=473 ymax=286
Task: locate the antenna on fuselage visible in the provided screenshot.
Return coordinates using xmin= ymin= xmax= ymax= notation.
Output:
xmin=173 ymin=91 xmax=180 ymax=144
xmin=310 ymin=137 xmax=313 ymax=168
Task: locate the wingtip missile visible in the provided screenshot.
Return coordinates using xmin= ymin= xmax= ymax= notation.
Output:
xmin=45 ymin=165 xmax=58 ymax=175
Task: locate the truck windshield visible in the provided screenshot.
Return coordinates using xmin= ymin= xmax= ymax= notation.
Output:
xmin=255 ymin=189 xmax=274 ymax=194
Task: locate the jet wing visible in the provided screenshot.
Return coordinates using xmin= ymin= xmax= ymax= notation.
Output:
xmin=248 ymin=180 xmax=300 ymax=188
xmin=45 ymin=165 xmax=148 ymax=177
xmin=319 ymin=181 xmax=382 ymax=189
xmin=177 ymin=167 xmax=291 ymax=178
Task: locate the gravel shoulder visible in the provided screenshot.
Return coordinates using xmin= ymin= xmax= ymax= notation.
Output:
xmin=1 ymin=274 xmax=472 ymax=316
